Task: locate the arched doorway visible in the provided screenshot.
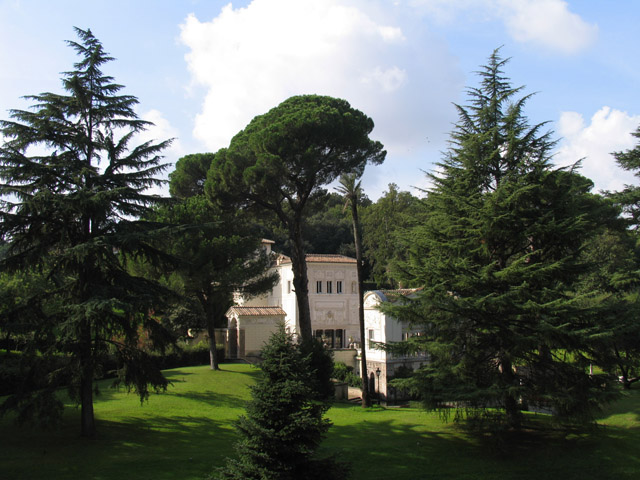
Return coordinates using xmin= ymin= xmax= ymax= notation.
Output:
xmin=228 ymin=319 xmax=238 ymax=359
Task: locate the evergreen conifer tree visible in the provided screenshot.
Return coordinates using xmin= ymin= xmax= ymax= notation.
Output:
xmin=613 ymin=126 xmax=640 ymax=228
xmin=150 ymin=193 xmax=278 ymax=371
xmin=388 ymin=50 xmax=618 ymax=430
xmin=216 ymin=326 xmax=348 ymax=480
xmin=0 ymin=28 xmax=173 ymax=437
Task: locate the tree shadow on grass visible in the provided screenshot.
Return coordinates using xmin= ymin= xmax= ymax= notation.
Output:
xmin=324 ymin=403 xmax=640 ymax=480
xmin=97 ymin=414 xmax=240 ymax=480
xmin=90 ymin=365 xmax=260 ymax=405
xmin=1 ymin=409 xmax=241 ymax=480
xmin=171 ymin=390 xmax=250 ymax=408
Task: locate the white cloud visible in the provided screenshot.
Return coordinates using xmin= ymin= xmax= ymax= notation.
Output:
xmin=177 ymin=0 xmax=598 ymax=200
xmin=360 ymin=66 xmax=407 ymax=92
xmin=139 ymin=109 xmax=184 ymax=159
xmin=178 ymin=0 xmax=461 ymax=166
xmin=555 ymin=107 xmax=640 ymax=192
xmin=408 ymin=0 xmax=597 ymax=54
xmin=498 ymin=0 xmax=598 ymax=54
xmin=137 ymin=109 xmax=185 ymax=196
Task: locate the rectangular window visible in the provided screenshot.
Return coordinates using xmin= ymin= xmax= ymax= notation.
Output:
xmin=368 ymin=329 xmax=375 ymax=349
xmin=326 ymin=281 xmax=332 ymax=294
xmin=337 ymin=281 xmax=343 ymax=294
xmin=316 ymin=281 xmax=322 ymax=293
xmin=314 ymin=329 xmax=345 ymax=349
xmin=325 ymin=329 xmax=334 ymax=348
xmin=287 ymin=280 xmax=292 ymax=294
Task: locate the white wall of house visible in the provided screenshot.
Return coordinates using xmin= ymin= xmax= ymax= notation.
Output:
xmin=363 ymin=291 xmax=387 ymax=363
xmin=228 ymin=246 xmax=429 ymax=404
xmin=361 ymin=290 xmax=427 ymax=403
xmin=240 ymin=253 xmax=361 ymax=347
xmin=307 ymin=259 xmax=359 ymax=348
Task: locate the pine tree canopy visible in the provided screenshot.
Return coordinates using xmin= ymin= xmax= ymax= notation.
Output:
xmin=206 ymin=94 xmax=385 ymax=343
xmin=387 ymin=50 xmax=620 ymax=431
xmin=0 ymin=27 xmax=173 ymax=437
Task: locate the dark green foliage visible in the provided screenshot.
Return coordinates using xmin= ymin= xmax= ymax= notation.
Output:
xmin=254 ymin=191 xmax=371 ymax=262
xmin=361 ymin=183 xmax=424 ymax=288
xmin=216 ymin=326 xmax=349 ymax=480
xmin=206 ymin=95 xmax=385 ymax=342
xmin=168 ymin=152 xmax=215 ymax=199
xmin=332 ymin=361 xmax=362 ymax=387
xmin=299 ymin=337 xmax=336 ymax=402
xmin=303 ymin=192 xmax=355 ymax=255
xmin=0 ymin=28 xmax=173 ymax=436
xmin=149 ymin=193 xmax=278 ymax=370
xmin=388 ymin=50 xmax=619 ymax=431
xmin=613 ymin=126 xmax=640 ymax=228
xmin=579 ymin=228 xmax=640 ymax=389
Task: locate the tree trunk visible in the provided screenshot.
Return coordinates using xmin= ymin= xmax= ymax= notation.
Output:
xmin=79 ymin=320 xmax=96 ymax=437
xmin=289 ymin=218 xmax=312 ymax=342
xmin=207 ymin=321 xmax=220 ymax=370
xmin=351 ymin=202 xmax=370 ymax=407
xmin=201 ymin=296 xmax=221 ymax=371
xmin=198 ymin=291 xmax=222 ymax=371
xmin=80 ymin=374 xmax=96 ymax=437
xmin=500 ymin=356 xmax=521 ymax=430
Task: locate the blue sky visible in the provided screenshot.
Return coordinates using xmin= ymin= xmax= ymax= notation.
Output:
xmin=1 ymin=0 xmax=639 ymax=199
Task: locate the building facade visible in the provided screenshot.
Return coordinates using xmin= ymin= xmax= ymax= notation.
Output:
xmin=226 ymin=241 xmax=426 ymax=402
xmin=233 ymin=240 xmax=361 ymax=351
xmin=360 ymin=290 xmax=428 ymax=403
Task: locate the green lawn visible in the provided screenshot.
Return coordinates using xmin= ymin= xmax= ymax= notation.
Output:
xmin=1 ymin=364 xmax=639 ymax=480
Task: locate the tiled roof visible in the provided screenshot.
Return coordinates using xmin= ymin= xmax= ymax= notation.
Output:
xmin=226 ymin=306 xmax=287 ymax=317
xmin=380 ymin=288 xmax=422 ymax=302
xmin=381 ymin=288 xmax=421 ymax=296
xmin=279 ymin=254 xmax=357 ymax=264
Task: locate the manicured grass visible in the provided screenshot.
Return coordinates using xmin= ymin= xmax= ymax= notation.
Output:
xmin=1 ymin=364 xmax=639 ymax=480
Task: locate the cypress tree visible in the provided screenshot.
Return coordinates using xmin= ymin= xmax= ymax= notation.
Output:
xmin=388 ymin=50 xmax=618 ymax=430
xmin=0 ymin=28 xmax=173 ymax=437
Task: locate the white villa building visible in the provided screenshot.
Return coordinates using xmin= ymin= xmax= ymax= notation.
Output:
xmin=224 ymin=240 xmax=427 ymax=402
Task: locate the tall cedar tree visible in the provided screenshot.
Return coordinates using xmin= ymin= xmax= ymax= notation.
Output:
xmin=0 ymin=28 xmax=173 ymax=437
xmin=206 ymin=95 xmax=385 ymax=342
xmin=387 ymin=50 xmax=619 ymax=430
xmin=607 ymin=128 xmax=640 ymax=386
xmin=215 ymin=325 xmax=348 ymax=480
xmin=336 ymin=173 xmax=371 ymax=407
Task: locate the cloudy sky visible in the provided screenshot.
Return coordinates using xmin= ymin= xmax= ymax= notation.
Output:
xmin=1 ymin=0 xmax=639 ymax=199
